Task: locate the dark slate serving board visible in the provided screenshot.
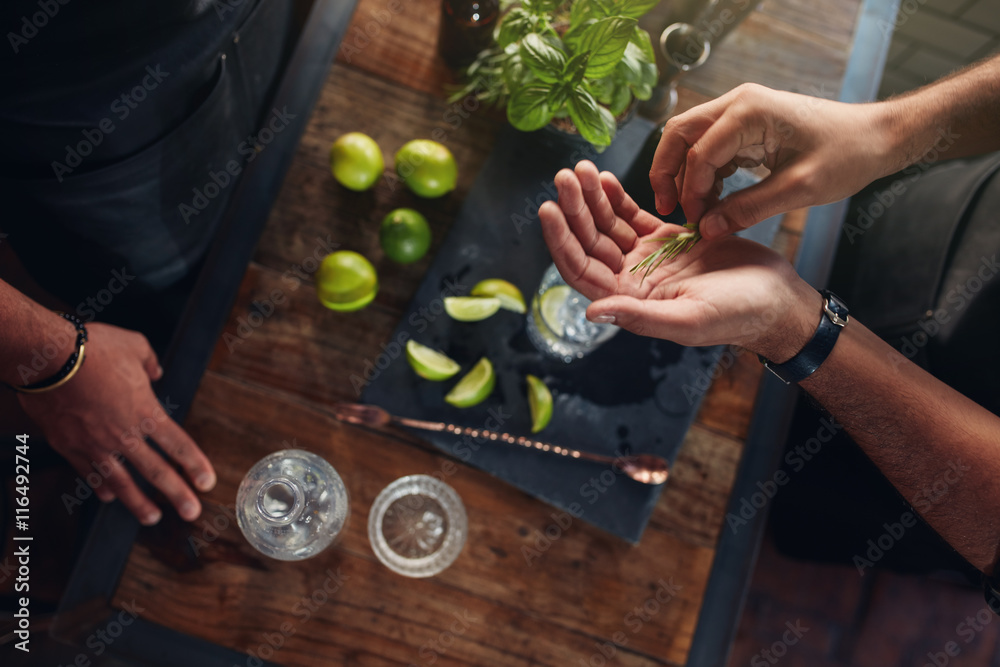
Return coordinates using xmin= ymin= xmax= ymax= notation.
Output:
xmin=363 ymin=118 xmax=775 ymax=542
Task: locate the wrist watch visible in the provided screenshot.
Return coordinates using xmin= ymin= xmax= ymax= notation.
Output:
xmin=759 ymin=290 xmax=850 ymax=384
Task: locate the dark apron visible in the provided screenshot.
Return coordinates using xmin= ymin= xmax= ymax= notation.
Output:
xmin=1 ymin=0 xmax=293 ymax=306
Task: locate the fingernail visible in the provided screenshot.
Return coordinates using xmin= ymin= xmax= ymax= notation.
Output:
xmin=156 ymin=365 xmax=164 ymax=379
xmin=702 ymin=214 xmax=727 ymax=238
xmin=180 ymin=501 xmax=200 ymax=521
xmin=196 ymin=472 xmax=216 ymax=492
xmin=654 ymin=194 xmax=664 ymax=213
xmin=97 ymin=489 xmax=115 ymax=503
xmin=592 ymin=314 xmax=616 ymax=324
xmin=142 ymin=510 xmax=162 ymax=526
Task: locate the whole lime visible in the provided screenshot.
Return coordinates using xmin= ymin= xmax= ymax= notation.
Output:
xmin=394 ymin=139 xmax=458 ymax=198
xmin=379 ymin=208 xmax=432 ymax=264
xmin=330 ymin=132 xmax=384 ymax=191
xmin=315 ymin=251 xmax=379 ymax=311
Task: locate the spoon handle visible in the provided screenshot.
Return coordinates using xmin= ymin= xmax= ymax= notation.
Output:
xmin=393 ymin=415 xmax=615 ymax=465
xmin=329 ymin=403 xmax=668 ymax=484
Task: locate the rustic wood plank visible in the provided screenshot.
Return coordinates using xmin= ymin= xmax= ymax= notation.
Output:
xmin=650 ymin=423 xmax=744 ymax=548
xmin=114 ymin=371 xmax=714 ymax=665
xmin=759 ymin=0 xmax=862 ymax=52
xmin=335 ymin=0 xmax=456 ymax=97
xmin=683 ymin=13 xmax=849 ymax=100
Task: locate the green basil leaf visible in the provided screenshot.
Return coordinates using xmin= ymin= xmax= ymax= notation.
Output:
xmin=619 ymin=43 xmax=644 ymax=85
xmin=562 ymin=18 xmax=593 ymax=51
xmin=631 ymin=80 xmax=653 ymax=100
xmin=563 ymin=52 xmax=590 ymax=86
xmin=524 ymin=0 xmax=560 ymax=14
xmin=630 ymin=25 xmax=656 ymax=63
xmin=613 ymin=0 xmax=660 ymax=19
xmin=497 ymin=9 xmax=532 ymax=48
xmin=570 ymin=0 xmax=596 ymax=27
xmin=592 ymin=0 xmax=616 ymax=17
xmin=567 ymin=87 xmax=613 ymax=149
xmin=579 ymin=17 xmax=636 ymax=79
xmin=547 ymin=83 xmax=570 ymax=110
xmin=520 ymin=33 xmax=566 ymax=83
xmin=508 ymin=85 xmax=554 ymax=132
xmin=638 ymin=57 xmax=658 ymax=89
xmin=502 ymin=53 xmax=527 ymax=95
xmin=589 ymin=75 xmax=616 ymax=105
xmin=610 ymin=83 xmax=633 ymax=115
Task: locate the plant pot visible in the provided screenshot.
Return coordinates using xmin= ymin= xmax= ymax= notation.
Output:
xmin=533 ymin=102 xmax=639 ymax=159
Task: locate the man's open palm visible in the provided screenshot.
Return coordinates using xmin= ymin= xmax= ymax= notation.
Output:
xmin=537 ymin=161 xmax=818 ymax=359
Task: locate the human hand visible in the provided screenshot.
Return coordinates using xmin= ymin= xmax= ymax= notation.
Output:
xmin=17 ymin=322 xmax=215 ymax=525
xmin=649 ymin=83 xmax=894 ymax=239
xmin=539 ymin=161 xmax=820 ymax=360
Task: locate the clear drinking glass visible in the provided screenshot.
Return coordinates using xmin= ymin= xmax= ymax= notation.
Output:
xmin=236 ymin=449 xmax=350 ymax=561
xmin=368 ymin=475 xmax=467 ymax=578
xmin=525 ymin=263 xmax=619 ymax=363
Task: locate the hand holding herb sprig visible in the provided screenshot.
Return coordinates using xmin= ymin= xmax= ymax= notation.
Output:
xmin=629 ymin=222 xmax=701 ymax=284
xmin=537 ymin=160 xmax=814 ymax=357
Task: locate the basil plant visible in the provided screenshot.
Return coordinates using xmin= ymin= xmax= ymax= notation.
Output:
xmin=452 ymin=0 xmax=660 ymax=151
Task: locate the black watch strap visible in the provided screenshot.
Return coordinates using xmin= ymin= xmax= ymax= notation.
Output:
xmin=759 ymin=290 xmax=849 ymax=385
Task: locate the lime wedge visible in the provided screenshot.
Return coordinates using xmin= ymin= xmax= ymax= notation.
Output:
xmin=538 ymin=285 xmax=571 ymax=337
xmin=444 ymin=296 xmax=501 ymax=322
xmin=471 ymin=279 xmax=526 ymax=314
xmin=406 ymin=340 xmax=461 ymax=381
xmin=526 ymin=374 xmax=553 ymax=433
xmin=445 ymin=358 xmax=495 ymax=408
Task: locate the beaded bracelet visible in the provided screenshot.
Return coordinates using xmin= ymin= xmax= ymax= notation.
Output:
xmin=11 ymin=312 xmax=88 ymax=394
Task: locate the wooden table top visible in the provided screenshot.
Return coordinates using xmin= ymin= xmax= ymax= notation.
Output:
xmin=106 ymin=1 xmax=866 ymax=664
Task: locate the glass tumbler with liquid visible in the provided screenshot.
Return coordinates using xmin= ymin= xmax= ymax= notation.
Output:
xmin=236 ymin=449 xmax=350 ymax=561
xmin=525 ymin=263 xmax=619 ymax=363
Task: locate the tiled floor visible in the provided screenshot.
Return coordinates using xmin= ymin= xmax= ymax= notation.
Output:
xmin=727 ymin=531 xmax=1000 ymax=666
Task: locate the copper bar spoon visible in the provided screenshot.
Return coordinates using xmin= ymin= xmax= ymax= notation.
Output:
xmin=329 ymin=402 xmax=669 ymax=485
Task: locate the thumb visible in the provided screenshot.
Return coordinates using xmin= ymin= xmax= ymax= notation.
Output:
xmin=699 ymin=167 xmax=811 ymax=239
xmin=136 ymin=336 xmax=163 ymax=381
xmin=587 ymin=295 xmax=699 ymax=344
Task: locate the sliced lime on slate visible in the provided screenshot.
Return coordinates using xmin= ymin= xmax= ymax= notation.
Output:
xmin=405 ymin=340 xmax=461 ymax=381
xmin=443 ymin=296 xmax=501 ymax=322
xmin=471 ymin=279 xmax=526 ymax=314
xmin=445 ymin=358 xmax=495 ymax=408
xmin=526 ymin=374 xmax=553 ymax=433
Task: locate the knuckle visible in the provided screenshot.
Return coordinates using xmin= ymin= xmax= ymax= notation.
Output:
xmin=783 ymin=164 xmax=817 ymax=194
xmin=144 ymin=464 xmax=165 ymax=486
xmin=662 ymin=115 xmax=684 ymax=135
xmin=727 ymin=198 xmax=762 ymax=228
xmin=733 ymin=82 xmax=763 ymax=102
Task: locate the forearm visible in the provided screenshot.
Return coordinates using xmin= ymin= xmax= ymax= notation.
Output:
xmin=0 ymin=279 xmax=78 ymax=388
xmin=877 ymin=53 xmax=1000 ymax=172
xmin=796 ymin=318 xmax=1000 ymax=572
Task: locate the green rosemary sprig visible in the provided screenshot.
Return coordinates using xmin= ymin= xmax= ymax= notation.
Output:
xmin=629 ymin=222 xmax=701 ymax=284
